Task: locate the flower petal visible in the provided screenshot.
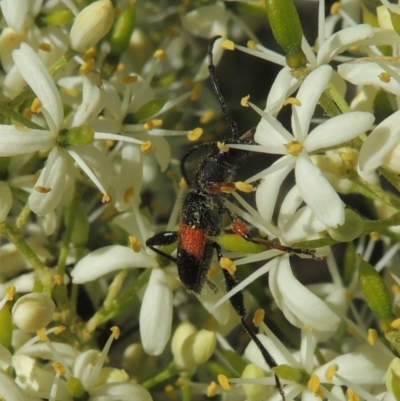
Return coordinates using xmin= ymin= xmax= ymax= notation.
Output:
xmin=71 ymin=245 xmax=154 ymax=283
xmin=0 ymin=182 xmax=12 ymax=222
xmin=12 ymin=43 xmax=63 ymax=133
xmin=317 ymin=24 xmax=374 ymax=66
xmin=1 ymin=0 xmax=29 ymax=32
xmin=359 ymin=110 xmax=400 ymax=173
xmin=304 ymin=112 xmax=374 ymax=153
xmin=90 ymin=382 xmax=152 ymax=401
xmin=140 ymin=268 xmax=173 ymax=355
xmin=293 ymin=65 xmax=332 ymax=142
xmin=269 ymin=256 xmax=340 ymax=332
xmin=295 ymin=155 xmax=345 ymax=228
xmin=255 ymin=159 xmax=294 ymax=222
xmin=0 ymin=126 xmax=54 ymax=156
xmin=28 ymin=147 xmax=67 ymax=216
xmin=338 ymin=61 xmax=400 ymax=95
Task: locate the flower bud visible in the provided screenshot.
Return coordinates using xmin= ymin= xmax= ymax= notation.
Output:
xmin=110 ymin=4 xmax=136 ymax=56
xmin=171 ymin=321 xmax=216 ymax=371
xmin=383 ymin=140 xmax=400 ymax=174
xmin=70 ymin=0 xmax=114 ymax=53
xmin=241 ymin=364 xmax=269 ymax=401
xmin=56 ymin=125 xmax=95 ymax=148
xmin=12 ymin=293 xmax=55 ymax=332
xmin=386 ymin=357 xmax=400 ymax=399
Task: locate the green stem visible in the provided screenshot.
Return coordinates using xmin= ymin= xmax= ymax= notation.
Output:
xmin=142 ymin=361 xmax=179 ymax=389
xmin=16 ymin=203 xmax=31 ymax=229
xmin=325 ymin=81 xmax=351 ymax=114
xmin=0 ymin=221 xmax=53 ymax=294
xmin=85 ymin=268 xmax=152 ymax=332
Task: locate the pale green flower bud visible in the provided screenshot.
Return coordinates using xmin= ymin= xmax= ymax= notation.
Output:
xmin=171 ymin=321 xmax=216 ymax=371
xmin=70 ymin=0 xmax=114 ymax=53
xmin=241 ymin=364 xmax=269 ymax=401
xmin=12 ymin=293 xmax=55 ymax=332
xmin=387 ymin=357 xmax=400 ymax=399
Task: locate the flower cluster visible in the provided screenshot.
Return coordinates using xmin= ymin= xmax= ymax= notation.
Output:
xmin=1 ymin=0 xmax=400 ymax=400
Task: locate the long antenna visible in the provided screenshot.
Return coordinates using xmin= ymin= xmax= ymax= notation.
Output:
xmin=208 ymin=36 xmax=240 ymax=141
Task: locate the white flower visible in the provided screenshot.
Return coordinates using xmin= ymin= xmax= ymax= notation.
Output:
xmin=245 ymin=65 xmax=374 ymax=228
xmin=71 ymin=209 xmax=174 ymax=356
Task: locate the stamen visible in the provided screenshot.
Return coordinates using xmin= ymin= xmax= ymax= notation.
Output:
xmin=253 ymin=309 xmax=265 ymax=327
xmin=129 ymin=236 xmax=141 ymax=253
xmin=144 ymin=119 xmax=163 ymax=130
xmin=80 ymin=58 xmax=95 ymax=73
xmin=220 ymin=257 xmax=236 ymax=274
xmin=367 ymin=328 xmax=378 ymax=345
xmin=379 ymin=72 xmax=391 ymax=83
xmin=0 ymin=286 xmax=15 ymax=309
xmin=218 ymin=374 xmax=232 ymax=391
xmin=191 ymin=83 xmax=202 ymax=101
xmin=120 ymin=74 xmax=138 ymax=84
xmin=165 ymin=384 xmax=176 ymax=399
xmin=188 ymin=128 xmax=203 ymax=141
xmin=241 ymin=95 xmax=250 ymax=107
xmin=325 ymin=364 xmax=338 ymax=382
xmin=141 ymin=141 xmax=152 ymax=152
xmin=38 ymin=42 xmax=52 ymax=52
xmin=235 ymin=181 xmax=254 ymax=193
xmin=221 ymin=39 xmax=235 ymax=50
xmin=200 ymin=110 xmax=215 ymax=124
xmin=308 ymin=375 xmax=323 ymax=397
xmin=247 ymin=40 xmax=259 ymax=50
xmin=31 ymin=98 xmax=43 ymax=113
xmin=207 ymin=266 xmax=219 ymax=280
xmin=330 ymin=2 xmax=342 ymax=14
xmin=217 ymin=142 xmax=229 ymax=152
xmin=207 ymin=381 xmax=218 ymax=397
xmin=153 ymin=49 xmax=167 ymax=59
xmin=284 ymin=97 xmax=301 ymax=106
xmin=35 ymin=185 xmax=52 ymax=193
xmin=123 ymin=186 xmax=135 ymax=204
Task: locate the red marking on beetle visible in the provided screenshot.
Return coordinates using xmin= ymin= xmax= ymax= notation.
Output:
xmin=179 ymin=223 xmax=207 ymax=260
xmin=232 ymin=219 xmax=250 ymax=238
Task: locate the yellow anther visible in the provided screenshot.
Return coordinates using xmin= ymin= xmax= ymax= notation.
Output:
xmin=370 ymin=231 xmax=380 ymax=241
xmin=217 ymin=142 xmax=229 ymax=152
xmin=80 ymin=58 xmax=95 ymax=74
xmin=38 ymin=42 xmax=52 ymax=52
xmin=253 ymin=309 xmax=265 ymax=327
xmin=330 ymin=2 xmax=342 ymax=14
xmin=285 ymin=141 xmax=304 ymax=155
xmin=235 ymin=181 xmax=254 ymax=193
xmin=23 ymin=108 xmax=33 ymax=120
xmin=241 ymin=95 xmax=250 ymax=107
xmin=53 ymin=362 xmax=66 ymax=375
xmin=207 ymin=266 xmax=219 ymax=280
xmin=207 ymin=381 xmax=218 ymax=397
xmin=102 ymin=193 xmax=111 ymax=203
xmin=54 ymin=326 xmax=66 ymax=335
xmin=200 ymin=109 xmax=215 ymax=124
xmin=154 ymin=49 xmax=167 ymax=59
xmin=188 ymin=128 xmax=203 ymax=141
xmin=175 ymin=377 xmax=185 ymax=387
xmin=347 ymin=389 xmax=360 ymax=401
xmin=221 ymin=39 xmax=235 ymax=51
xmin=217 ymin=374 xmax=232 ymax=391
xmin=379 ymin=72 xmax=391 ymax=83
xmin=84 ymin=47 xmax=97 ymax=59
xmin=129 ymin=236 xmax=141 ymax=253
xmin=367 ymin=328 xmax=378 ymax=345
xmin=31 ymin=98 xmax=43 ymax=113
xmin=37 ymin=328 xmax=47 ymax=341
xmin=179 ymin=178 xmax=188 ymax=190
xmin=120 ymin=74 xmax=138 ymax=85
xmin=191 ymin=83 xmax=202 ymax=101
xmin=38 ymin=42 xmax=53 ymax=53
xmin=6 ymin=286 xmax=15 ymax=301
xmin=144 ymin=119 xmax=163 ymax=130
xmin=391 ymin=318 xmax=400 ymax=329
xmin=284 ymin=97 xmax=302 ymax=106
xmin=123 ymin=186 xmax=135 ymax=204
xmin=392 ymin=284 xmax=400 ymax=296
xmin=116 ymin=62 xmax=125 ymax=72
xmin=307 ymin=375 xmax=323 ymax=397
xmin=247 ymin=40 xmax=259 ymax=50
xmin=54 ymin=275 xmax=63 ymax=285
xmin=35 ymin=185 xmax=52 ymax=193
xmin=220 ymin=257 xmax=236 ymax=274
xmin=325 ymin=364 xmax=338 ymax=382
xmin=111 ymin=326 xmax=120 ymax=339
xmin=141 ymin=141 xmax=152 ymax=152
xmin=164 ymin=384 xmax=176 ymax=399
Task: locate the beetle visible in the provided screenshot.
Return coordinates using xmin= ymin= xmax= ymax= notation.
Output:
xmin=146 ymin=36 xmax=314 ymax=399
